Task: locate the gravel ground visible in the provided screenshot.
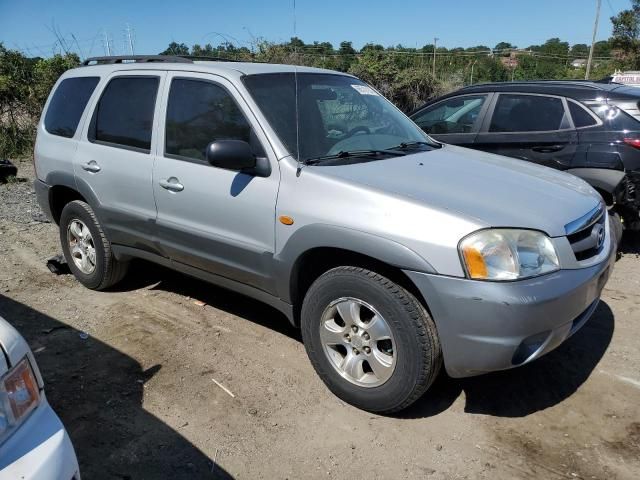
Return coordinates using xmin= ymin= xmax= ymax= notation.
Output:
xmin=0 ymin=158 xmax=639 ymax=479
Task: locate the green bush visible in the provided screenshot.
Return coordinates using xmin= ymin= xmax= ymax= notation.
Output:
xmin=0 ymin=43 xmax=79 ymax=159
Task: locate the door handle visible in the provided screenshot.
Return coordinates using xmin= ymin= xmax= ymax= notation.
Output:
xmin=531 ymin=145 xmax=564 ymax=153
xmin=159 ymin=178 xmax=184 ymax=192
xmin=82 ymin=161 xmax=101 ymax=173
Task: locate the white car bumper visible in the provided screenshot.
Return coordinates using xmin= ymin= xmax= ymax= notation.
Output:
xmin=0 ymin=397 xmax=79 ymax=480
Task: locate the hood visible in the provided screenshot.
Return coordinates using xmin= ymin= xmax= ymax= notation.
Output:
xmin=318 ymin=145 xmax=601 ymax=237
xmin=0 ymin=316 xmax=33 ymax=376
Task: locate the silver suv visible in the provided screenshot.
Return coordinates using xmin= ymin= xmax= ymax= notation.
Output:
xmin=34 ymin=55 xmax=616 ymax=413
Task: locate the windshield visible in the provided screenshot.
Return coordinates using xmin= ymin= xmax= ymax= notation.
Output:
xmin=242 ymin=73 xmax=436 ymax=163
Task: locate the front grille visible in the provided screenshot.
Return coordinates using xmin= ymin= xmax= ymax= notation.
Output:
xmin=566 ymin=209 xmax=606 ymax=261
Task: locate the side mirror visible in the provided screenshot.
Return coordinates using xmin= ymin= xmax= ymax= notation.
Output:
xmin=206 ymin=140 xmax=271 ymax=177
xmin=206 ymin=140 xmax=256 ymax=170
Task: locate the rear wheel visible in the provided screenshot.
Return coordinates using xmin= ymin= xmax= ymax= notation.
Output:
xmin=59 ymin=200 xmax=128 ymax=290
xmin=301 ymin=266 xmax=441 ymax=413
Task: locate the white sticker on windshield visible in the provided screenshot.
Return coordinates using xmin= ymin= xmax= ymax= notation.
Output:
xmin=351 ymin=84 xmax=379 ymax=96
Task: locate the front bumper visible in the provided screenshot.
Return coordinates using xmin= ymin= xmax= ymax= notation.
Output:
xmin=0 ymin=397 xmax=80 ymax=480
xmin=405 ymin=240 xmax=615 ymax=378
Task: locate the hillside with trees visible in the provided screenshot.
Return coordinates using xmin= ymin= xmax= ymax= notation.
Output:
xmin=1 ymin=1 xmax=639 ymax=159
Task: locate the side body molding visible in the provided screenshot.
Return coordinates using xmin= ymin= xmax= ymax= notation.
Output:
xmin=273 ymin=224 xmax=436 ymax=304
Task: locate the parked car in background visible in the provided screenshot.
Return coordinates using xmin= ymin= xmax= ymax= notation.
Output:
xmin=410 ymin=81 xmax=640 ymax=236
xmin=0 ymin=315 xmax=80 ymax=479
xmin=34 ymin=56 xmax=615 ymax=413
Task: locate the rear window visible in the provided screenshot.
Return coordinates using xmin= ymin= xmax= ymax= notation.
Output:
xmin=568 ymin=102 xmax=598 ymax=128
xmin=44 ymin=77 xmax=99 ymax=138
xmin=489 ymin=94 xmax=568 ymax=132
xmin=592 ymin=104 xmax=640 ymax=130
xmin=89 ymin=76 xmax=159 ymax=152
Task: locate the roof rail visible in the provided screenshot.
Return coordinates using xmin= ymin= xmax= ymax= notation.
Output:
xmin=178 ymin=55 xmax=241 ymax=62
xmin=82 ymin=55 xmax=193 ymax=66
xmin=459 ymin=80 xmax=606 ymax=90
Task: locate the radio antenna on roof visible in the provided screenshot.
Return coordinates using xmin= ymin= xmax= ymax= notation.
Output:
xmin=293 ymin=0 xmax=302 ymax=176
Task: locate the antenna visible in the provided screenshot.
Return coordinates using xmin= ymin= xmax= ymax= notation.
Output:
xmin=293 ymin=0 xmax=302 ymax=174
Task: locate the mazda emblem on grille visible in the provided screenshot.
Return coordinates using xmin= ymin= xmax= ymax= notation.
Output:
xmin=593 ymin=224 xmax=605 ymax=250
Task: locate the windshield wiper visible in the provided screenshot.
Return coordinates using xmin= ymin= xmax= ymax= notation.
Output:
xmin=305 ymin=149 xmax=405 ymax=165
xmin=385 ymin=141 xmax=435 ymax=151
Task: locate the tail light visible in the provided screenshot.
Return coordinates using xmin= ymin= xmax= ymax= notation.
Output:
xmin=623 ymin=138 xmax=640 ymax=150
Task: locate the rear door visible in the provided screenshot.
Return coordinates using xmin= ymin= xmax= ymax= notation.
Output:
xmin=473 ymin=93 xmax=578 ymax=170
xmin=410 ymin=93 xmax=492 ymax=147
xmin=75 ymin=71 xmax=166 ymax=253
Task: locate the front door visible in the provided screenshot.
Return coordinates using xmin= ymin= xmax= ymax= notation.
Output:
xmin=152 ymin=72 xmax=280 ymax=293
xmin=410 ymin=93 xmax=492 ymax=147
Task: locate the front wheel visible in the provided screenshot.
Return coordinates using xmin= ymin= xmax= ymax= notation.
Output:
xmin=301 ymin=267 xmax=442 ymax=414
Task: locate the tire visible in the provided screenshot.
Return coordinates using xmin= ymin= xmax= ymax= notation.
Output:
xmin=59 ymin=200 xmax=128 ymax=290
xmin=609 ymin=209 xmax=623 ymax=250
xmin=301 ymin=266 xmax=442 ymax=414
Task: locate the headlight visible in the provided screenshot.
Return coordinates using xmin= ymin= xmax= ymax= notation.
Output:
xmin=0 ymin=357 xmax=41 ymax=443
xmin=459 ymin=229 xmax=559 ymax=280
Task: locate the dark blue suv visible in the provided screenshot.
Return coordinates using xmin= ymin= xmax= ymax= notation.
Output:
xmin=411 ymin=81 xmax=640 ymax=237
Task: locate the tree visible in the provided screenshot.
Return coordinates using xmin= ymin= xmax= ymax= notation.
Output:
xmin=538 ymin=38 xmax=570 ymax=56
xmin=0 ymin=44 xmax=79 ymax=158
xmin=570 ymin=43 xmax=589 ymax=57
xmin=337 ymin=41 xmax=357 ymax=70
xmin=361 ymin=43 xmax=385 ymax=53
xmin=593 ymin=40 xmax=612 ymax=57
xmin=159 ymin=42 xmax=189 ymax=56
xmin=494 ymin=42 xmax=516 ymax=52
xmin=610 ymin=0 xmax=640 ymax=68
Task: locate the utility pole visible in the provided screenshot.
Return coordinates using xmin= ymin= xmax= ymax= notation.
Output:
xmin=470 ymin=59 xmax=477 ymax=85
xmin=125 ymin=24 xmax=135 ymax=55
xmin=432 ymin=37 xmax=439 ymax=77
xmin=585 ymin=0 xmax=601 ymax=80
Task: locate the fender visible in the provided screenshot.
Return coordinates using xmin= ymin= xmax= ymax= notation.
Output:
xmin=566 ymin=168 xmax=625 ymax=200
xmin=273 ymin=224 xmax=436 ymax=304
xmin=44 ymin=170 xmax=104 ymax=223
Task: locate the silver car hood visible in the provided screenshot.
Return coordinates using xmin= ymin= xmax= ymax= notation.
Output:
xmin=318 ymin=145 xmax=601 ymax=237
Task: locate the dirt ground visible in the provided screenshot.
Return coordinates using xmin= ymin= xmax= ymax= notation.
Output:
xmin=1 ymin=158 xmax=639 ymax=480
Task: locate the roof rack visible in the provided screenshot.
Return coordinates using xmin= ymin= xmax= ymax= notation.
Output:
xmin=459 ymin=80 xmax=606 ymax=90
xmin=178 ymin=55 xmax=241 ymax=62
xmin=82 ymin=55 xmax=193 ymax=66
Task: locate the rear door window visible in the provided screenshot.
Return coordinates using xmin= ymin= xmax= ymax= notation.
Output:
xmin=412 ymin=95 xmax=488 ymax=134
xmin=489 ymin=94 xmax=569 ymax=132
xmin=89 ymin=76 xmax=159 ymax=152
xmin=44 ymin=77 xmax=100 ymax=138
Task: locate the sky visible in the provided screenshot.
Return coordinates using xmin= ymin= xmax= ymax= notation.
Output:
xmin=0 ymin=0 xmax=631 ymax=58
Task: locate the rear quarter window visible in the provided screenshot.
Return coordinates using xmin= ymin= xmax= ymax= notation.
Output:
xmin=568 ymin=101 xmax=598 ymax=128
xmin=44 ymin=77 xmax=100 ymax=138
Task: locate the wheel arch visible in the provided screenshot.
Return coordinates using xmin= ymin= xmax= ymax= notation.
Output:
xmin=46 ymin=171 xmax=102 ymax=225
xmin=566 ymin=168 xmax=626 ymax=206
xmin=275 ymin=225 xmax=436 ymax=325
